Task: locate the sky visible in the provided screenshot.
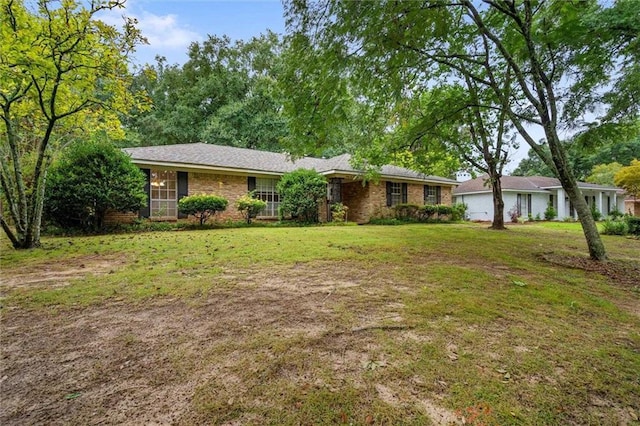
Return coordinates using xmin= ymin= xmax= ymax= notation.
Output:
xmin=99 ymin=0 xmax=286 ymax=66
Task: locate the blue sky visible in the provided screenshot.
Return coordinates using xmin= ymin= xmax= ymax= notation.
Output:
xmin=100 ymin=0 xmax=286 ymax=66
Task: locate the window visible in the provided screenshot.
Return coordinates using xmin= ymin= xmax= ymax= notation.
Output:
xmin=150 ymin=170 xmax=177 ymax=218
xmin=424 ymin=185 xmax=441 ymax=204
xmin=386 ymin=182 xmax=407 ymax=207
xmin=255 ymin=177 xmax=280 ymax=217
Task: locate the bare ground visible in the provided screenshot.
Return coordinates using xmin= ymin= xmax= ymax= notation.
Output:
xmin=1 ymin=254 xmax=639 ymax=425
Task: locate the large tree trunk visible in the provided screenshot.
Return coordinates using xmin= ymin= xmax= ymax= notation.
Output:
xmin=547 ymin=135 xmax=606 ymax=260
xmin=489 ymin=173 xmax=506 ymax=230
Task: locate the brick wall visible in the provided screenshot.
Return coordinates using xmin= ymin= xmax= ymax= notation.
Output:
xmin=188 ymin=172 xmax=248 ymax=221
xmin=104 ymin=210 xmax=138 ymax=225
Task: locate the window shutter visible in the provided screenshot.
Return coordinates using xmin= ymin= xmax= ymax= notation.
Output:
xmin=177 ymin=171 xmax=188 ymax=219
xmin=139 ymin=168 xmax=151 ymax=218
xmin=386 ymin=181 xmax=392 ymax=207
xmin=401 ymin=183 xmax=408 ymax=203
xmin=436 ymin=186 xmax=441 ymax=204
xmin=248 ymin=176 xmax=256 ymax=192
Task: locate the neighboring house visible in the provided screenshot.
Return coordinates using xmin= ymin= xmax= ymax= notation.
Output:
xmin=453 ymin=175 xmax=625 ymax=222
xmin=625 ymin=197 xmax=640 ymax=216
xmin=113 ymin=143 xmax=458 ymax=224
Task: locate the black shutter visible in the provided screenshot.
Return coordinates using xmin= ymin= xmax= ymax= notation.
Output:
xmin=386 ymin=181 xmax=392 ymax=207
xmin=177 ymin=171 xmax=188 ymax=219
xmin=139 ymin=168 xmax=150 ymax=218
xmin=248 ymin=176 xmax=256 ymax=192
xmin=401 ymin=183 xmax=408 ymax=203
xmin=436 ymin=186 xmax=442 ymax=204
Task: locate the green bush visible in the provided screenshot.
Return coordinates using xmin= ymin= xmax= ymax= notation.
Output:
xmin=236 ymin=192 xmax=267 ymax=224
xmin=608 ymin=208 xmax=623 ymax=220
xmin=625 ymin=215 xmax=640 ymax=236
xmin=544 ymin=203 xmax=557 ymax=221
xmin=44 ymin=138 xmax=147 ymax=231
xmin=451 ymin=203 xmax=468 ymax=221
xmin=394 ymin=204 xmax=420 ymax=220
xmin=331 ymin=202 xmax=349 ymax=222
xmin=601 ymin=219 xmax=629 ymax=236
xmin=591 ymin=205 xmax=602 ymax=221
xmin=277 ymin=169 xmax=327 ymax=223
xmin=178 ymin=194 xmax=228 ymax=225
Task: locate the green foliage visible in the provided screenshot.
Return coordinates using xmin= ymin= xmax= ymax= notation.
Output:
xmin=122 ymin=32 xmax=287 ymax=151
xmin=586 ymin=162 xmax=623 ymax=186
xmin=0 ymin=0 xmax=145 ymax=248
xmin=178 ymin=194 xmax=228 ymax=225
xmin=614 ymin=159 xmax=640 ymax=198
xmin=625 ymin=215 xmax=640 ymax=236
xmin=591 ymin=205 xmax=602 ymax=222
xmin=330 ymin=202 xmax=349 ymax=222
xmin=451 ymin=203 xmax=468 ymax=222
xmin=391 ymin=203 xmax=461 ymax=223
xmin=276 ymin=169 xmax=327 ymax=223
xmin=44 ymin=138 xmax=146 ymax=231
xmin=545 ymin=203 xmax=558 ymax=221
xmin=608 ymin=208 xmax=624 ymax=220
xmin=236 ymin=192 xmax=267 ymax=224
xmin=601 ymin=219 xmax=629 ymax=236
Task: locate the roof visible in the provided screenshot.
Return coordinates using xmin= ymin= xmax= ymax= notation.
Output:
xmin=453 ymin=175 xmax=622 ymax=195
xmin=123 ymin=143 xmax=458 ymax=185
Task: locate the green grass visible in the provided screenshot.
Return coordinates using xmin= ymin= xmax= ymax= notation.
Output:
xmin=1 ymin=222 xmax=639 ymax=425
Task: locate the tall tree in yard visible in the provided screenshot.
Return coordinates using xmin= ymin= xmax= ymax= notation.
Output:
xmin=0 ymin=0 xmax=145 ymax=248
xmin=284 ymin=0 xmax=639 ymax=260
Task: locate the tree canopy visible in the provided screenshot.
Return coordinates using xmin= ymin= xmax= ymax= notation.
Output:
xmin=0 ymin=0 xmax=145 ymax=248
xmin=122 ymin=31 xmax=289 ymax=152
xmin=615 ymin=159 xmax=640 ymax=199
xmin=284 ymin=0 xmax=640 ymax=260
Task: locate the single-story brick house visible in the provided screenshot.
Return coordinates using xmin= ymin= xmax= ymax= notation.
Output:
xmin=453 ymin=175 xmax=625 ymax=222
xmin=114 ymin=143 xmax=458 ymax=224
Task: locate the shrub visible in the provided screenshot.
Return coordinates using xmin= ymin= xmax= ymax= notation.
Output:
xmin=178 ymin=194 xmax=228 ymax=225
xmin=601 ymin=219 xmax=629 ymax=236
xmin=608 ymin=208 xmax=623 ymax=220
xmin=591 ymin=205 xmax=602 ymax=221
xmin=418 ymin=204 xmax=438 ymax=221
xmin=277 ymin=169 xmax=327 ymax=223
xmin=451 ymin=203 xmax=468 ymax=221
xmin=394 ymin=203 xmax=420 ymax=220
xmin=236 ymin=192 xmax=267 ymax=224
xmin=44 ymin=138 xmax=147 ymax=231
xmin=508 ymin=205 xmax=520 ymax=223
xmin=331 ymin=202 xmax=349 ymax=222
xmin=625 ymin=215 xmax=640 ymax=236
xmin=544 ymin=203 xmax=557 ymax=221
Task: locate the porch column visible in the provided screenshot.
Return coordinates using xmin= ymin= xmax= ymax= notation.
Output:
xmin=556 ymin=188 xmax=565 ymax=220
xmin=613 ymin=192 xmax=618 ymax=212
xmin=598 ymin=192 xmax=604 ymax=216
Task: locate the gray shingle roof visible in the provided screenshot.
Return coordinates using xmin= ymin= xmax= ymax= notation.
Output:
xmin=123 ymin=143 xmax=458 ymax=185
xmin=453 ymin=175 xmax=621 ymax=194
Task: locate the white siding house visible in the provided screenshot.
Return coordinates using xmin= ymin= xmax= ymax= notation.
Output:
xmin=454 ymin=175 xmax=625 ymax=222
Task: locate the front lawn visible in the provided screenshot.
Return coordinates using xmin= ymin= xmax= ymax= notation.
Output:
xmin=1 ymin=223 xmax=638 ymax=425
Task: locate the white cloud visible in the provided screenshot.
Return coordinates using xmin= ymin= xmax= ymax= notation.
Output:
xmin=96 ymin=1 xmax=202 ymax=64
xmin=135 ymin=12 xmax=201 ymax=49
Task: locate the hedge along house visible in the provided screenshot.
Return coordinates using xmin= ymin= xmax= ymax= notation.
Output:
xmin=453 ymin=175 xmax=625 ymax=222
xmin=118 ymin=143 xmax=459 ymax=224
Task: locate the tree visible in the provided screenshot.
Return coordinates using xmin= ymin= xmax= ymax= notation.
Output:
xmin=402 ymin=82 xmax=517 ymax=230
xmin=123 ymin=32 xmax=289 ymax=151
xmin=44 ymin=138 xmax=146 ymax=230
xmin=276 ymin=169 xmax=326 ymax=223
xmin=284 ymin=0 xmax=639 ymax=260
xmin=586 ymin=163 xmax=623 ymax=186
xmin=236 ymin=192 xmax=267 ymax=224
xmin=0 ymin=0 xmax=145 ymax=248
xmin=178 ymin=194 xmax=228 ymax=225
xmin=615 ymin=159 xmax=640 ymax=199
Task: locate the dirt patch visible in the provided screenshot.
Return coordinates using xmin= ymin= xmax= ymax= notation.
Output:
xmin=0 ymin=255 xmax=126 ymax=289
